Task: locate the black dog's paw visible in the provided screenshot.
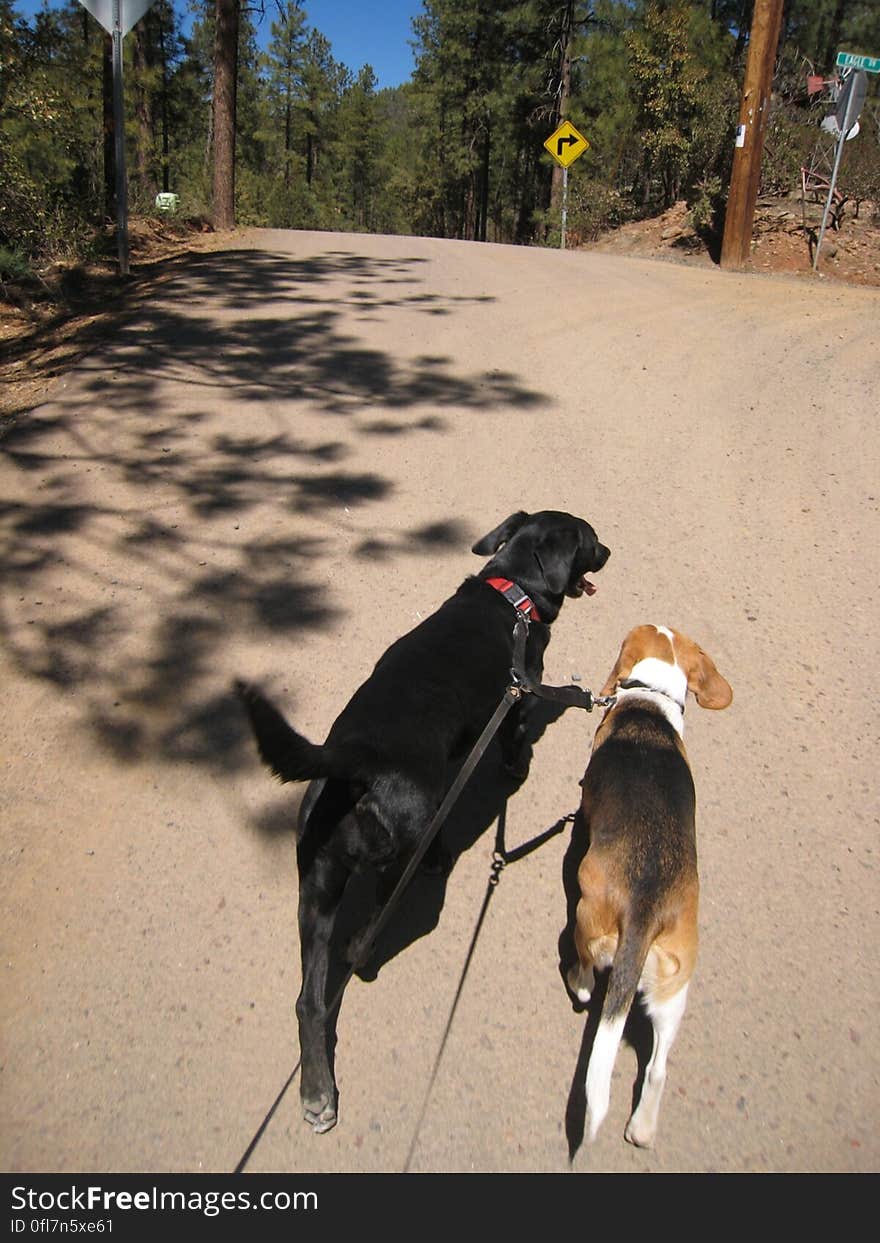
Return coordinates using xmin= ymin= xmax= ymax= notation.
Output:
xmin=302 ymin=1092 xmax=337 ymax=1134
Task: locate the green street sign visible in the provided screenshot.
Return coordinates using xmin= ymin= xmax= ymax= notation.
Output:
xmin=836 ymin=51 xmax=880 ymax=73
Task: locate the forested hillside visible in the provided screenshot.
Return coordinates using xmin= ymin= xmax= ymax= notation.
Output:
xmin=2 ymin=0 xmax=879 ymax=276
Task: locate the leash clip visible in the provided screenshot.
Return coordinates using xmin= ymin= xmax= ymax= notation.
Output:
xmin=510 ymin=610 xmax=614 ymax=714
xmin=510 ymin=613 xmax=531 ymax=694
xmin=489 ymin=850 xmax=507 ymax=888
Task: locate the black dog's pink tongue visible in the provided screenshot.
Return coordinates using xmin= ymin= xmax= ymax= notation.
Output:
xmin=582 ymin=579 xmax=597 ymax=596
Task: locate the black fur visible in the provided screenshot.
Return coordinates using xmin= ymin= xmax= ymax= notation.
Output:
xmin=237 ymin=509 xmax=609 ymax=1133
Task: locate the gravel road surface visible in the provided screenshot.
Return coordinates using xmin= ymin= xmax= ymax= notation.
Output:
xmin=2 ymin=229 xmax=878 ymax=1175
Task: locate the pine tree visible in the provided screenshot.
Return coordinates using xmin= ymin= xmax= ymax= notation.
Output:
xmin=337 ymin=65 xmax=380 ymax=230
xmin=624 ymin=0 xmax=734 ymax=211
xmin=262 ymin=0 xmax=309 ymax=197
xmin=212 ymin=0 xmax=239 ymax=228
xmin=411 ymin=1 xmax=514 ymax=241
xmin=1 ymin=0 xmax=107 ymax=259
xmin=298 ymin=29 xmax=348 ymax=194
xmin=233 ymin=3 xmax=267 ymax=221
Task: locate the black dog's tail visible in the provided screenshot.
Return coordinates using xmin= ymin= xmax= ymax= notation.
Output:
xmin=235 ymin=681 xmax=348 ymax=784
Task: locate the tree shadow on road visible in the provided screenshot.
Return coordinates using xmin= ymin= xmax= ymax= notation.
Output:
xmin=1 ymin=246 xmax=551 ymax=778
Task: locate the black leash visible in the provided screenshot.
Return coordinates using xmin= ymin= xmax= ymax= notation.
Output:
xmin=232 ymin=683 xmax=522 ymax=1173
xmin=401 ymin=812 xmax=510 ymax=1174
xmin=232 ymin=611 xmax=606 ymax=1172
xmin=311 ymin=616 xmax=607 ymax=996
xmin=233 ymin=1060 xmax=301 ymax=1175
xmin=510 ymin=612 xmax=615 ymax=712
xmin=402 ymin=804 xmax=577 ymax=1170
xmin=340 ymin=684 xmax=523 ymax=976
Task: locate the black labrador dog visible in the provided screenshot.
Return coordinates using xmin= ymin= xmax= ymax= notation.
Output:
xmin=237 ymin=509 xmax=610 ymax=1133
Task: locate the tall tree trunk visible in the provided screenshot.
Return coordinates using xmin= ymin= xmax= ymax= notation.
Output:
xmin=103 ymin=32 xmax=115 ymax=219
xmin=550 ymin=0 xmax=575 ymax=218
xmin=284 ymin=78 xmax=292 ymax=190
xmin=515 ymin=143 xmax=531 ymax=243
xmin=212 ymin=0 xmax=239 ymax=230
xmin=822 ymin=0 xmax=847 ymax=73
xmin=733 ymin=0 xmax=754 ymax=61
xmin=158 ymin=10 xmax=170 ymax=193
xmin=131 ymin=25 xmax=155 ymax=206
xmin=478 ymin=127 xmax=490 ymax=242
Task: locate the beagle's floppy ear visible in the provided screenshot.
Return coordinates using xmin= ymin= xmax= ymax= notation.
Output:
xmin=472 ymin=511 xmax=529 ymax=556
xmin=598 ymin=625 xmax=655 ymax=697
xmin=685 ymin=648 xmax=733 ymax=710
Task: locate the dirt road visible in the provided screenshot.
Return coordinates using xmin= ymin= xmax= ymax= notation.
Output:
xmin=2 ymin=230 xmax=878 ymax=1175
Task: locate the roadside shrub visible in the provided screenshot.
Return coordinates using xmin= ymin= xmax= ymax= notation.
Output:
xmin=538 ymin=178 xmax=635 ymax=245
xmin=0 ymin=245 xmax=32 ymax=282
xmin=761 ymin=105 xmax=815 ymax=196
xmin=687 ymin=173 xmax=723 ymax=235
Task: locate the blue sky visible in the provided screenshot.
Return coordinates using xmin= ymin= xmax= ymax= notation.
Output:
xmin=11 ymin=1 xmax=423 ymax=89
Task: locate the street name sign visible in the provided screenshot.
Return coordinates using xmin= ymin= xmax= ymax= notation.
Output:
xmin=836 ymin=51 xmax=880 ymax=74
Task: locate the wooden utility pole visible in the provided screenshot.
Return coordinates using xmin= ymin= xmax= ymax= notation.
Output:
xmin=720 ymin=0 xmax=784 ymax=270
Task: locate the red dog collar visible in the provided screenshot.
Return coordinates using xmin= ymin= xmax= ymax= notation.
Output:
xmin=486 ymin=577 xmax=541 ymax=622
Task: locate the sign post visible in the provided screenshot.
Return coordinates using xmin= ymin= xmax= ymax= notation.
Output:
xmin=544 ymin=120 xmax=590 ymax=250
xmin=813 ymin=67 xmax=868 ymax=270
xmin=77 ymin=0 xmax=156 ymax=275
xmin=111 ymin=1 xmax=129 ymax=275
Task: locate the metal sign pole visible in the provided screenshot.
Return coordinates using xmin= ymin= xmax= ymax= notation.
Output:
xmin=813 ymin=69 xmax=867 ymax=271
xmin=812 ymin=125 xmax=845 ymax=270
xmin=77 ymin=0 xmax=157 ymax=274
xmin=112 ymin=0 xmax=129 ymax=276
xmin=561 ymin=165 xmax=568 ymax=250
xmin=543 ymin=120 xmax=589 ymax=251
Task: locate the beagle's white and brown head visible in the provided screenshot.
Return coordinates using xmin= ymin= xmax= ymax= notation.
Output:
xmin=600 ymin=625 xmax=733 ymax=736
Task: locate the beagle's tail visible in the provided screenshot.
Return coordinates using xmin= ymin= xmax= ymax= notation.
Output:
xmin=235 ymin=681 xmax=349 ymax=783
xmin=584 ymin=919 xmax=655 ymax=1142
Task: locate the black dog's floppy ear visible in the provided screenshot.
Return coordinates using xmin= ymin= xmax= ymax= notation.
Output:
xmin=472 ymin=511 xmax=529 ymax=556
xmin=535 ymin=527 xmax=581 ymax=594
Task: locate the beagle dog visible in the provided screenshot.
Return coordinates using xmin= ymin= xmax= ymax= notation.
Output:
xmin=567 ymin=624 xmax=732 ymax=1147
